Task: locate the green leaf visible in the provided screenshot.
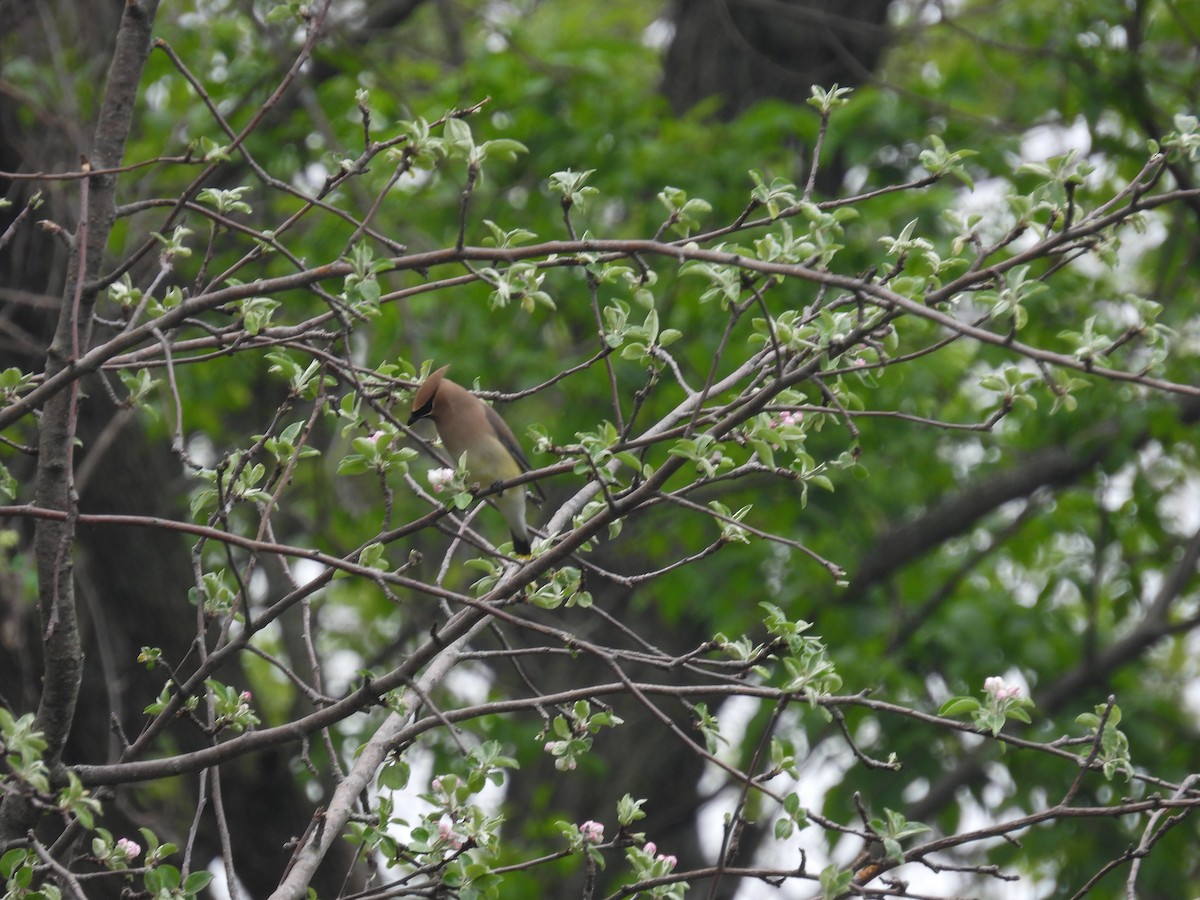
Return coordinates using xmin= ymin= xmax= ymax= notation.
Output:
xmin=479 ymin=138 xmax=528 ymax=161
xmin=183 ymin=870 xmax=214 ymax=894
xmin=1 ymin=848 xmax=32 ymax=879
xmin=443 ymin=116 xmax=474 ymax=153
xmin=235 ymin=297 xmax=280 ymax=335
xmin=378 ymin=758 xmax=410 ymax=790
xmin=939 ymin=696 xmax=982 ymax=717
xmin=617 ymin=794 xmax=647 ymax=826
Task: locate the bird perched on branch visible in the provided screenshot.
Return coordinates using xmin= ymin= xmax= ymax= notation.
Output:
xmin=408 ymin=365 xmax=540 ymax=555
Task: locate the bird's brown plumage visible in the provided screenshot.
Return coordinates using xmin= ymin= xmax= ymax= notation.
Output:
xmin=408 ymin=365 xmax=535 ymax=554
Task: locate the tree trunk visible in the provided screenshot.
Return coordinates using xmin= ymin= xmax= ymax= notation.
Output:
xmin=663 ymin=0 xmax=893 ymax=118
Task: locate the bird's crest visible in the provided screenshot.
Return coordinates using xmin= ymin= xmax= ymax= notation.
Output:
xmin=411 ymin=364 xmax=451 ymax=415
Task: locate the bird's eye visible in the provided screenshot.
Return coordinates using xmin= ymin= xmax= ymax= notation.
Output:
xmin=408 ymin=399 xmax=435 ymax=425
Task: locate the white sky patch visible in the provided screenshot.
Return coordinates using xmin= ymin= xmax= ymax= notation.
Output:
xmin=1019 ymin=118 xmax=1092 ymax=163
xmin=294 ymin=162 xmax=330 ymax=195
xmin=321 ymin=648 xmax=367 ymax=696
xmin=890 ymin=0 xmax=955 ymax=27
xmin=1182 ymin=630 xmax=1200 ymax=727
xmin=1159 ymin=474 xmax=1200 ymax=535
xmin=206 ymin=857 xmax=246 ymax=900
xmin=1099 ymin=464 xmax=1136 ymax=511
xmin=693 ymin=669 xmax=1051 ymax=896
xmin=443 ymin=660 xmax=496 ymax=706
xmin=695 ymin=696 xmax=855 ymax=899
xmin=696 ymin=694 xmax=761 ymax=800
xmin=292 ymin=557 xmax=327 ymax=590
xmin=143 ymin=78 xmax=171 ymax=111
xmin=642 ymin=18 xmax=674 ymax=51
xmin=397 ymin=166 xmax=434 ymax=193
xmin=185 ymin=432 xmax=217 ymax=469
xmin=954 ymin=176 xmax=1017 ymax=244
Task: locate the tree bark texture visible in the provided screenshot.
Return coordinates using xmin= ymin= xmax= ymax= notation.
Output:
xmin=663 ymin=0 xmax=893 ymax=118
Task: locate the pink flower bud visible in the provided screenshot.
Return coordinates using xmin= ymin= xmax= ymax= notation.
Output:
xmin=984 ymin=676 xmax=1021 ymax=700
xmin=437 ymin=814 xmax=465 ymax=850
xmin=427 ymin=467 xmax=455 ymax=494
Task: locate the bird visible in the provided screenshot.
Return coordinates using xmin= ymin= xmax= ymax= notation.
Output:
xmin=408 ymin=365 xmax=540 ymax=555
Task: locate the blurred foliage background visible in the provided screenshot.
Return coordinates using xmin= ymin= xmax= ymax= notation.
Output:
xmin=2 ymin=0 xmax=1199 ymax=896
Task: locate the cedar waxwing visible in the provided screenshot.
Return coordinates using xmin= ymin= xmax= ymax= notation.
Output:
xmin=408 ymin=365 xmax=539 ymax=555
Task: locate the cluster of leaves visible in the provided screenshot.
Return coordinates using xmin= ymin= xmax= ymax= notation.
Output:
xmin=3 ymin=0 xmax=1200 ymax=898
xmin=0 ymin=714 xmax=210 ymax=900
